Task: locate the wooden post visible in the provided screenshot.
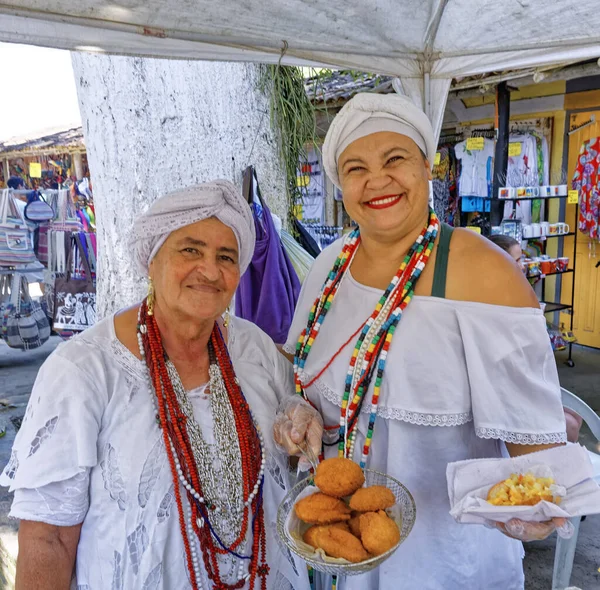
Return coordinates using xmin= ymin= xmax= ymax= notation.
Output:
xmin=73 ymin=152 xmax=84 ymax=180
xmin=2 ymin=159 xmax=9 ymax=184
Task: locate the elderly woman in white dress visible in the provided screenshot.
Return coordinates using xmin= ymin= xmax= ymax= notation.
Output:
xmin=1 ymin=181 xmax=311 ymax=590
xmin=275 ymin=94 xmax=575 ymax=590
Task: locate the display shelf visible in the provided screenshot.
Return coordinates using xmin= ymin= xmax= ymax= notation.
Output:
xmin=541 ymin=302 xmax=573 ymax=314
xmin=537 ymin=269 xmax=574 ymax=279
xmin=526 ymin=232 xmax=575 ymax=241
xmin=496 ymin=195 xmax=569 ymax=201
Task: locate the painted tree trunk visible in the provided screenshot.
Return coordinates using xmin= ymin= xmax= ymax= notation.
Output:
xmin=71 ymin=54 xmax=285 ymax=317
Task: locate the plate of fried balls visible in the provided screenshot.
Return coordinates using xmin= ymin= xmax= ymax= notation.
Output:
xmin=277 ymin=457 xmax=416 ymax=576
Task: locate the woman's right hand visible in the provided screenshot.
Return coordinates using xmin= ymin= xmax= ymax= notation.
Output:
xmin=492 ymin=517 xmax=574 ymax=541
xmin=273 ymin=397 xmax=324 ymax=462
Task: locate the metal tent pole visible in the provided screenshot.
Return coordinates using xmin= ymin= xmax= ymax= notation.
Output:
xmin=491 ymin=82 xmax=510 ymax=228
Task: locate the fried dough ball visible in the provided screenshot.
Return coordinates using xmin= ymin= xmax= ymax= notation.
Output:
xmin=302 ymin=522 xmax=350 ymax=548
xmin=294 ymin=492 xmax=352 ymax=524
xmin=313 ymin=526 xmax=370 ymax=563
xmin=349 ymin=485 xmax=395 ymax=512
xmin=314 ymin=457 xmax=366 ymax=498
xmin=348 ymin=511 xmax=363 ymax=538
xmin=359 ymin=510 xmax=401 ymax=556
xmin=487 ymin=472 xmax=558 ymax=506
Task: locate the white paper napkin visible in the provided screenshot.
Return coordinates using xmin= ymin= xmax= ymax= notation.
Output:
xmin=447 ymin=444 xmax=600 ymax=525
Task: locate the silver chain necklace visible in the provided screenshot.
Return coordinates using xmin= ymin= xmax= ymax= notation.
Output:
xmin=166 ymin=359 xmax=244 ymax=545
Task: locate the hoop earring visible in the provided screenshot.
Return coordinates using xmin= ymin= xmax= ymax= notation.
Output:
xmin=147 ymin=277 xmax=155 ymax=316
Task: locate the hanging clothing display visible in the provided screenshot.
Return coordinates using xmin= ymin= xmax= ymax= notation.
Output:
xmin=293 ymin=218 xmax=321 ymax=258
xmin=236 ymin=166 xmax=301 ymax=344
xmin=454 ymin=138 xmax=495 ymax=198
xmin=280 ymin=228 xmax=314 ymax=283
xmin=302 ymin=223 xmax=342 ymax=251
xmin=454 ymin=137 xmax=494 ymax=215
xmin=572 ymin=137 xmax=600 ymax=240
xmin=298 ymin=148 xmax=326 ymax=224
xmin=432 ymin=145 xmax=459 ymax=225
xmin=503 ymin=132 xmax=550 ymax=225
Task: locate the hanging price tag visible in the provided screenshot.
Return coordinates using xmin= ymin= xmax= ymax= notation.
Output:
xmin=568 ymin=190 xmax=579 ymax=204
xmin=466 ymin=137 xmax=485 ymax=151
xmin=29 ymin=163 xmax=42 ymax=178
xmin=508 ymin=142 xmax=522 ymax=156
xmin=434 ymin=152 xmax=441 ymax=165
xmin=296 ymin=175 xmax=309 ymax=188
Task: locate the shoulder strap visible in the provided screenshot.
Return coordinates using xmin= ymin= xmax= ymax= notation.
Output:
xmin=431 ymin=224 xmax=454 ymax=299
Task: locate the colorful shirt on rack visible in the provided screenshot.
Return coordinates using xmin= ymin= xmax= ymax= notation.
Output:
xmin=432 ymin=145 xmax=459 ymax=225
xmin=454 ymin=138 xmax=494 ymax=198
xmin=506 ymin=134 xmax=540 ymax=188
xmin=572 ymin=137 xmax=600 ymax=240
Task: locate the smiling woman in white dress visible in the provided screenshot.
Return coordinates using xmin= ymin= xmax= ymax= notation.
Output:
xmin=275 ymin=93 xmax=573 ymax=590
xmin=1 ymin=181 xmax=311 ymax=590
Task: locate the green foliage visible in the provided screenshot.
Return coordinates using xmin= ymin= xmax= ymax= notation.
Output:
xmin=260 ymin=65 xmax=318 ymax=229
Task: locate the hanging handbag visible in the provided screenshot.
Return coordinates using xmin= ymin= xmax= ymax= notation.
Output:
xmin=2 ymin=273 xmax=50 ymax=350
xmin=24 ymin=192 xmax=55 ymax=223
xmin=0 ymin=189 xmax=38 ymax=266
xmin=47 ymin=189 xmax=84 ymax=233
xmin=0 ymin=273 xmax=12 ymax=338
xmin=53 ymin=234 xmax=96 ymax=333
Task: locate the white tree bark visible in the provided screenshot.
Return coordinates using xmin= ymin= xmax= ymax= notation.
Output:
xmin=71 ymin=54 xmax=286 ymax=317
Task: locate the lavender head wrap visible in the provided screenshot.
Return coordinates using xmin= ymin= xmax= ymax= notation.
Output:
xmin=131 ymin=180 xmax=256 ymax=275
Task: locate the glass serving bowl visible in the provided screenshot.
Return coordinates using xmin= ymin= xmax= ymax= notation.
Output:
xmin=277 ymin=468 xmax=416 ymax=576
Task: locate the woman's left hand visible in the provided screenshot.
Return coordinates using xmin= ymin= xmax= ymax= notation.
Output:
xmin=492 ymin=517 xmax=575 ymax=541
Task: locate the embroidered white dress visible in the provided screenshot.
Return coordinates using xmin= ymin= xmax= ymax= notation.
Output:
xmin=284 ymin=239 xmax=567 ymax=590
xmin=1 ymin=315 xmax=308 ymax=590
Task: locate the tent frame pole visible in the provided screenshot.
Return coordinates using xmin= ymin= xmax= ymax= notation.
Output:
xmin=491 ymin=82 xmax=510 ymax=228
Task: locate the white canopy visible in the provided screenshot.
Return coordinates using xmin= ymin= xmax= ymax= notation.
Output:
xmin=3 ymin=0 xmax=600 ymax=137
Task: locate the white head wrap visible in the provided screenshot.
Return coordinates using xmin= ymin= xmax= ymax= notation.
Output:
xmin=323 ymin=93 xmax=436 ymax=188
xmin=131 ymin=180 xmax=256 ymax=275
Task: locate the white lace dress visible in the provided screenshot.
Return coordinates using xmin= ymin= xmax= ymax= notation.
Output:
xmin=1 ymin=314 xmax=308 ymax=590
xmin=284 ymin=239 xmax=567 ymax=590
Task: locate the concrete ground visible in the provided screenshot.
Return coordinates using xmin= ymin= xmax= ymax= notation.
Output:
xmin=0 ymin=339 xmax=598 ymax=589
xmin=523 ymin=344 xmax=600 ymax=590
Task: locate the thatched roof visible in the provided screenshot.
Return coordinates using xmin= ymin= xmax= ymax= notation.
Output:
xmin=305 ymin=71 xmax=393 ymax=105
xmin=0 ymin=126 xmax=85 ymax=159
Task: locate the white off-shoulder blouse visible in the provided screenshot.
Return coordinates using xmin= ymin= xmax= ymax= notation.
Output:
xmin=284 ymin=238 xmax=566 ymax=590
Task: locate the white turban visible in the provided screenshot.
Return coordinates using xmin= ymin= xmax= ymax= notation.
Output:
xmin=131 ymin=180 xmax=256 ymax=275
xmin=323 ymin=93 xmax=436 ymax=188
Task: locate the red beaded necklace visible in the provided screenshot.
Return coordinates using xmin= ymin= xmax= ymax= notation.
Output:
xmin=138 ymin=300 xmax=269 ymax=589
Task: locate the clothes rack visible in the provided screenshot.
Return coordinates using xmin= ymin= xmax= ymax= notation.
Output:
xmin=302 ymin=223 xmax=342 ymax=250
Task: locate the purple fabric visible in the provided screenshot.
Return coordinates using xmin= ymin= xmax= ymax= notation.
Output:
xmin=236 ymin=201 xmax=301 ymax=345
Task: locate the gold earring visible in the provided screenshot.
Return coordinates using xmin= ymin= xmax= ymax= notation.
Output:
xmin=147 ymin=278 xmax=155 ymax=316
xmin=224 ymin=305 xmax=231 ymax=328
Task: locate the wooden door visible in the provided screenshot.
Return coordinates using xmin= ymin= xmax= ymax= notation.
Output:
xmin=564 ymin=111 xmax=600 ymax=349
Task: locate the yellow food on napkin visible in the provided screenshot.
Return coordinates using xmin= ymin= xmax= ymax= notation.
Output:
xmin=487 ymin=472 xmax=560 ymax=506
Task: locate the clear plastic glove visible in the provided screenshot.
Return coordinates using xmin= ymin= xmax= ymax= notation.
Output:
xmin=273 ymin=397 xmax=323 ymax=470
xmin=492 ymin=517 xmax=575 ymax=542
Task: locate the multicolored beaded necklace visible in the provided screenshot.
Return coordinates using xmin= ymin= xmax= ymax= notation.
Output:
xmin=137 ymin=300 xmax=269 ymax=590
xmin=294 ymin=209 xmax=439 ymax=468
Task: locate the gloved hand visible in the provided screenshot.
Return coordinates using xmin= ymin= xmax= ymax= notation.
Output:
xmin=491 ymin=517 xmax=574 ymax=542
xmin=273 ymin=397 xmax=323 ymax=470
